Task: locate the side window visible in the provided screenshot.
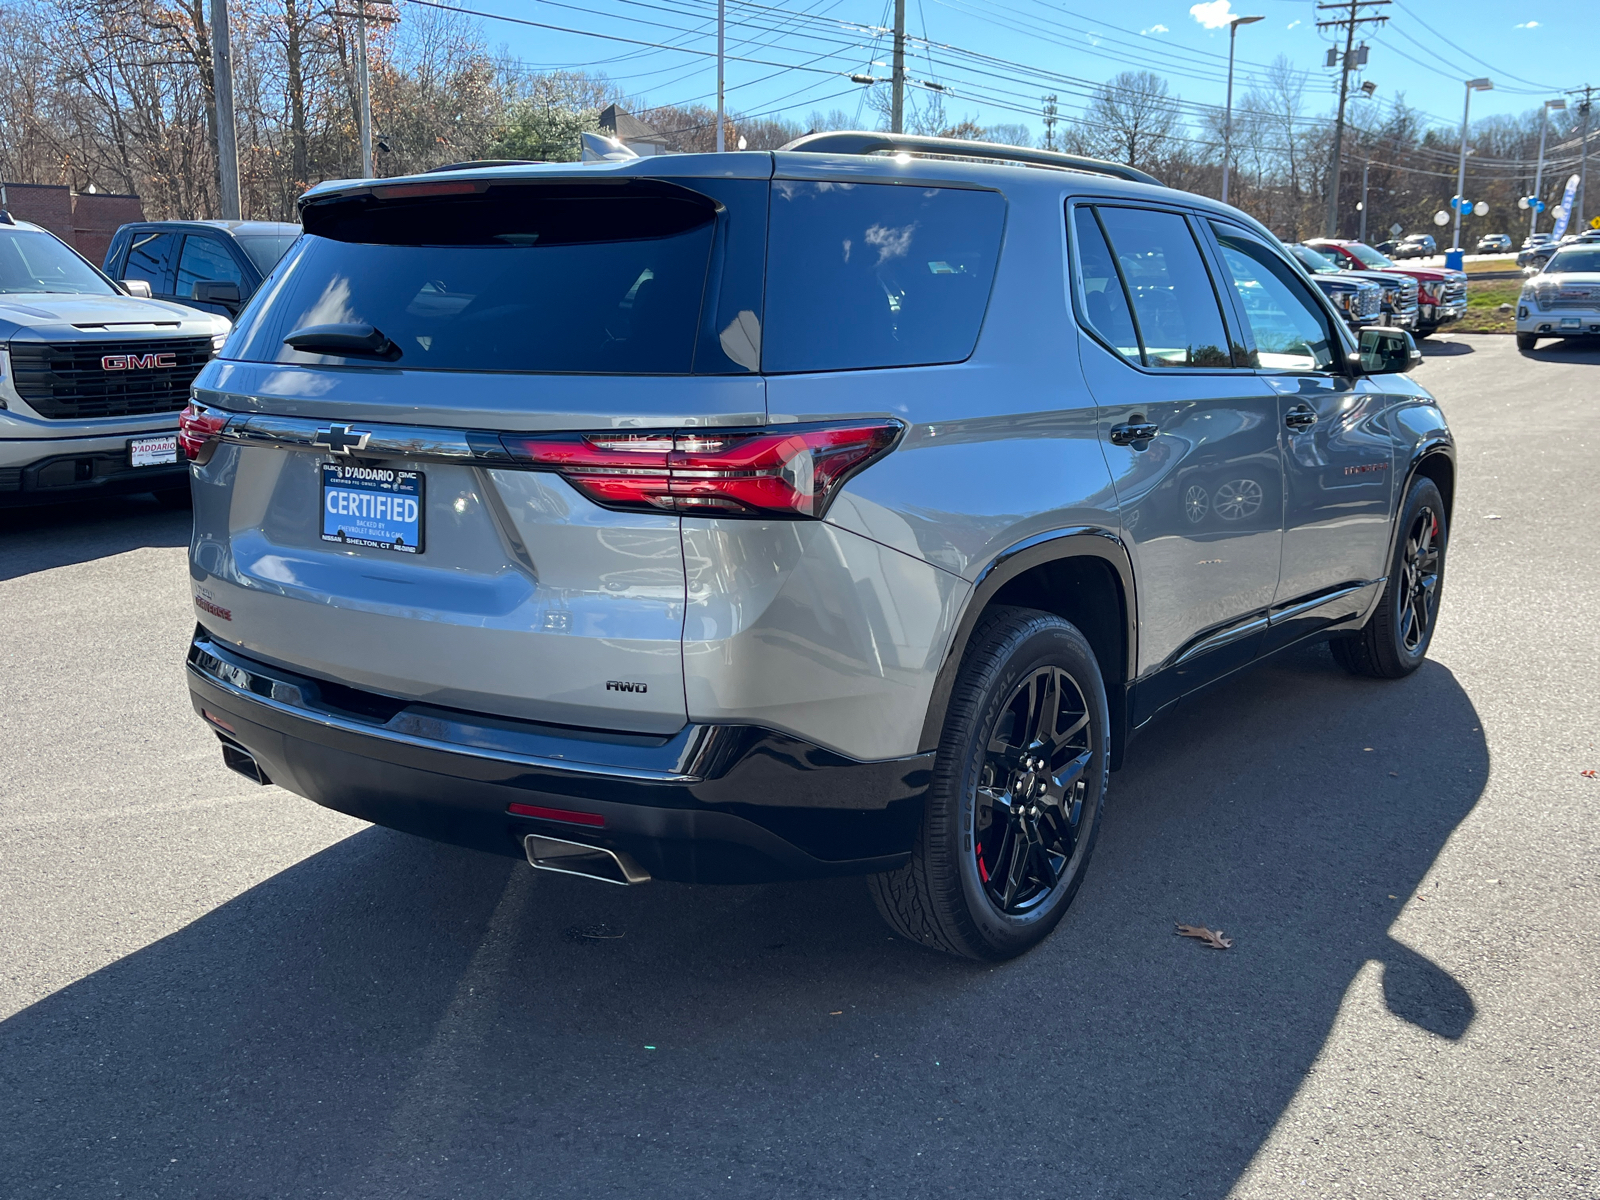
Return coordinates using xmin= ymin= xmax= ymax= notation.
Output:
xmin=1070 ymin=206 xmax=1140 ymax=364
xmin=176 ymin=235 xmax=247 ymax=299
xmin=1210 ymin=224 xmax=1337 ymax=372
xmin=763 ymin=181 xmax=1006 ymax=372
xmin=1095 ymin=206 xmax=1234 ymax=369
xmin=122 ymin=231 xmax=176 ymax=290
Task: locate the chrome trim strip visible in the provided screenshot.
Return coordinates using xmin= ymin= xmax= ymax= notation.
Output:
xmin=1171 ymin=612 xmax=1270 ymax=667
xmin=188 ymin=639 xmax=703 ymax=784
xmin=222 ymin=412 xmax=484 ymax=465
xmin=1267 ymin=581 xmax=1375 ymax=625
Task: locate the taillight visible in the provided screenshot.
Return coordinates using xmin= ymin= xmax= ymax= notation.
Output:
xmin=500 ymin=420 xmax=903 ymax=518
xmin=178 ymin=402 xmax=227 ymax=459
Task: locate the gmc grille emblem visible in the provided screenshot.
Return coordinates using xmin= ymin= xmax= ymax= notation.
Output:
xmin=606 ymin=680 xmax=648 ymax=693
xmin=102 ymin=352 xmax=178 ymax=371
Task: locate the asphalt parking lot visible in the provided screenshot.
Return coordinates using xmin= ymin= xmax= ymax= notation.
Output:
xmin=2 ymin=333 xmax=1597 ymax=1199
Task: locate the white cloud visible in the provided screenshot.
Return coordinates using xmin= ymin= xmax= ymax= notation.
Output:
xmin=1141 ymin=23 xmax=1169 ymax=34
xmin=1190 ymin=0 xmax=1236 ymax=30
xmin=1287 ymin=19 xmax=1301 ymax=30
xmin=1514 ymin=20 xmax=1539 ymax=28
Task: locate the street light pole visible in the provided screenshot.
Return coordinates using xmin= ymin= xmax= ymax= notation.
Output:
xmin=1359 ymin=158 xmax=1369 ymax=242
xmin=356 ymin=2 xmax=372 ymax=177
xmin=1453 ymin=78 xmax=1492 ymax=254
xmin=1220 ymin=14 xmax=1263 ymax=206
xmin=1531 ymin=99 xmax=1564 ymax=239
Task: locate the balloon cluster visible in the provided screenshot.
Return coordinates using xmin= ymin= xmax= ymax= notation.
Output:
xmin=1517 ymin=196 xmax=1546 ymax=213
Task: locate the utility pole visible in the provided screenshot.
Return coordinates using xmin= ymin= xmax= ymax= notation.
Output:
xmin=891 ymin=0 xmax=906 ymax=134
xmin=1571 ymin=85 xmax=1597 ymax=232
xmin=356 ymin=2 xmax=372 ymax=177
xmin=716 ymin=0 xmax=725 ymax=151
xmin=1359 ymin=158 xmax=1369 ymax=242
xmin=210 ymin=0 xmax=241 ymax=219
xmin=1316 ymin=0 xmax=1388 ymax=238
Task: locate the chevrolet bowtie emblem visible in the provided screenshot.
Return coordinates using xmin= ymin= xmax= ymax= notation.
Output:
xmin=313 ymin=424 xmax=372 ymax=455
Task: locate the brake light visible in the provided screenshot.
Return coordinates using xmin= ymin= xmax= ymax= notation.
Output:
xmin=178 ymin=402 xmax=227 ymax=459
xmin=500 ymin=420 xmax=903 ymax=517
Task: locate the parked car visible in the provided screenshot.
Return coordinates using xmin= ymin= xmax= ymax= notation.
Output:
xmin=103 ymin=220 xmax=299 ymax=319
xmin=1520 ymin=229 xmax=1600 ymax=271
xmin=1522 ymin=233 xmax=1554 ymax=249
xmin=1374 ymin=239 xmax=1398 ymax=256
xmin=1475 ymin=233 xmax=1512 ymax=254
xmin=179 ymin=136 xmax=1452 ymax=961
xmin=0 ymin=216 xmax=229 ymax=506
xmin=1304 ymin=239 xmax=1466 ymax=337
xmin=1287 ymin=242 xmax=1420 ymax=330
xmin=1518 ymin=242 xmax=1600 ymax=349
xmin=1393 ymin=233 xmax=1436 ymax=259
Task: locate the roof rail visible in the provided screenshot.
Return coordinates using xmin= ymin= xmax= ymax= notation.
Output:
xmin=778 ymin=131 xmax=1163 ymax=188
xmin=423 ymin=159 xmax=541 ymax=173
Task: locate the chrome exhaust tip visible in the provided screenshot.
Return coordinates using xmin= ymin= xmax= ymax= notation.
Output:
xmin=219 ymin=741 xmax=271 ymax=785
xmin=524 ymin=834 xmax=650 ymax=886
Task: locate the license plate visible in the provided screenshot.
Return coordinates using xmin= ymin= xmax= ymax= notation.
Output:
xmin=321 ymin=463 xmax=424 ymax=553
xmin=128 ymin=434 xmax=178 ymax=468
xmin=1561 ymin=317 xmax=1581 ymax=329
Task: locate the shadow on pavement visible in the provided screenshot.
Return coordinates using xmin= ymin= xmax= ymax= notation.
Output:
xmin=0 ymin=493 xmax=190 ymax=581
xmin=1417 ymin=338 xmax=1474 ymax=357
xmin=0 ymin=642 xmax=1486 ymax=1199
xmin=1522 ymin=335 xmax=1600 ymax=363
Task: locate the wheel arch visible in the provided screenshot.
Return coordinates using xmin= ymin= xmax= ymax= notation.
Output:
xmin=919 ymin=527 xmax=1137 ymax=768
xmin=1409 ymin=443 xmax=1455 ymax=521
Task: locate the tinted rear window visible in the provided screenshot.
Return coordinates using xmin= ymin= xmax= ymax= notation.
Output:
xmin=228 ymin=184 xmax=719 ymax=374
xmin=762 ymin=181 xmax=1005 ymax=372
xmin=235 ymin=231 xmax=299 ymax=275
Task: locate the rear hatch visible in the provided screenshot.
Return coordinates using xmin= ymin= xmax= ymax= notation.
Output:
xmin=189 ymin=160 xmax=771 ymax=734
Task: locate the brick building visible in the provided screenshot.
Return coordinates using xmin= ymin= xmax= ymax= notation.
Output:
xmin=1 ymin=183 xmax=145 ymax=267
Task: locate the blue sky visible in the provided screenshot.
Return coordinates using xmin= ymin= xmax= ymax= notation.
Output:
xmin=442 ymin=0 xmax=1592 ymax=141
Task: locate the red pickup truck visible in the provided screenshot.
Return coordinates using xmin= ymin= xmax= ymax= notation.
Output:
xmin=1304 ymin=239 xmax=1467 ymax=338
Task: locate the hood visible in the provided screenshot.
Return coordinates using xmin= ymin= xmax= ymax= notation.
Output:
xmin=1376 ymin=265 xmax=1464 ymax=285
xmin=1341 ymin=269 xmax=1414 ymax=289
xmin=0 ymin=292 xmax=229 ymax=341
xmin=1532 ymin=272 xmax=1600 ymax=288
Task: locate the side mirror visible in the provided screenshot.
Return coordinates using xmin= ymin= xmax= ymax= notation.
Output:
xmin=1358 ymin=326 xmax=1421 ymax=375
xmin=192 ymin=280 xmax=242 ymax=306
xmin=122 ymin=278 xmax=152 ymax=298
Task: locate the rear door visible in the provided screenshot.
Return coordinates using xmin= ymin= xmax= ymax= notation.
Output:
xmin=1069 ymin=201 xmax=1284 ymax=719
xmin=191 ymin=170 xmax=770 ymax=734
xmin=174 ymin=232 xmax=253 ymax=316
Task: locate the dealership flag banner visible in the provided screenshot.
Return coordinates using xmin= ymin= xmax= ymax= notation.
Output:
xmin=1551 ymin=173 xmax=1582 ymax=239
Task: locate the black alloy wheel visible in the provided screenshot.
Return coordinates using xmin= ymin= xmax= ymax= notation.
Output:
xmin=869 ymin=607 xmax=1110 ymax=960
xmin=1332 ymin=475 xmax=1448 ymax=679
xmin=973 ymin=666 xmax=1094 ymax=914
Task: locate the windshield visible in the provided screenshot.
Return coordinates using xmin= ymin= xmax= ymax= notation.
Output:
xmin=0 ymin=229 xmax=114 ymax=295
xmin=1348 ymin=243 xmax=1395 ymax=269
xmin=1289 ymin=244 xmax=1340 ymax=274
xmin=1545 ymin=248 xmax=1600 ymax=274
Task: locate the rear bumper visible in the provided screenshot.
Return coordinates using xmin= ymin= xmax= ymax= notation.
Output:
xmin=186 ymin=632 xmax=928 ymax=884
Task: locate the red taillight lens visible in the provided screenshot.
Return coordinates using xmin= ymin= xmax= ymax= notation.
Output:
xmin=500 ymin=420 xmax=902 ymax=518
xmin=178 ymin=402 xmax=227 ymax=459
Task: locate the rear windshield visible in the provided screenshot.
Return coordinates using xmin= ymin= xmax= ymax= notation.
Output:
xmin=762 ymin=181 xmax=1005 ymax=372
xmin=228 ymin=183 xmax=720 ymax=374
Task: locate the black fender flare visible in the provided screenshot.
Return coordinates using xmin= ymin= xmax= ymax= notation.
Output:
xmin=916 ymin=526 xmax=1138 ymax=758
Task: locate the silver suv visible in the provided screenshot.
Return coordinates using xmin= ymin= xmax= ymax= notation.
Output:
xmin=181 ymin=135 xmax=1454 ymax=959
xmin=0 ymin=217 xmax=229 ymax=506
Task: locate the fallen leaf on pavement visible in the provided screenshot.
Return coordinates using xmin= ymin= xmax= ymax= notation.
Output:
xmin=1582 ymin=770 xmax=1596 ymax=779
xmin=1176 ymin=924 xmax=1233 ymax=949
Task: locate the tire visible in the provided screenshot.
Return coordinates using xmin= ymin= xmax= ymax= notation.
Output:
xmin=1331 ymin=476 xmax=1447 ymax=679
xmin=868 ymin=607 xmax=1111 ymax=960
xmin=1414 ymin=325 xmax=1435 ymax=340
xmin=154 ymin=484 xmax=192 ymax=508
xmin=1516 ymin=332 xmax=1539 ymax=351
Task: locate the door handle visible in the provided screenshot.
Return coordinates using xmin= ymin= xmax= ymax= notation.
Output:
xmin=1284 ymin=404 xmax=1318 ymax=431
xmin=1109 ymin=420 xmax=1160 ymax=446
